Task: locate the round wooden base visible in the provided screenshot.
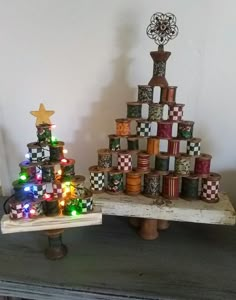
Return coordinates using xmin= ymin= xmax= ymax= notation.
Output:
xmin=45 ymin=229 xmax=67 ymax=260
xmin=138 ymin=219 xmax=159 ymax=240
xmin=157 ymin=220 xmax=170 ymax=230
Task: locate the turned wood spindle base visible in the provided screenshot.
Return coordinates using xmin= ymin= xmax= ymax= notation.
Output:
xmin=138 ymin=218 xmax=159 ymax=240
xmin=45 ymin=229 xmax=67 ymax=260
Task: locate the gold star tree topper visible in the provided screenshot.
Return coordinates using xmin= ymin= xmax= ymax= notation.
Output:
xmin=31 ymin=103 xmax=55 ymax=126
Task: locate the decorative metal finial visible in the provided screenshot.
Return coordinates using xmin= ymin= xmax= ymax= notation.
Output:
xmin=146 ymin=12 xmax=178 ymax=46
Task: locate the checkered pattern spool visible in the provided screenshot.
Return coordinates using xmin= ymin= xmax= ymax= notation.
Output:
xmin=187 ymin=139 xmax=201 ymax=156
xmin=9 ymin=202 xmax=23 ymax=219
xmin=168 ymin=105 xmax=184 ymax=122
xmin=201 ymin=178 xmax=220 ymax=202
xmin=30 ymin=201 xmax=44 ymax=217
xmin=28 ymin=146 xmax=44 ymax=163
xmin=78 ymin=198 xmax=93 ymax=213
xmin=32 ymin=183 xmax=47 ymax=198
xmin=53 ymin=181 xmax=63 ymax=198
xmin=90 ymin=172 xmax=105 ymax=192
xmin=136 ymin=121 xmax=151 ymax=137
xmin=117 ymin=152 xmax=132 ymax=172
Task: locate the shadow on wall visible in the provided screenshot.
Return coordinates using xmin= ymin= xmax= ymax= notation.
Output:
xmin=69 ymin=23 xmax=138 ymax=176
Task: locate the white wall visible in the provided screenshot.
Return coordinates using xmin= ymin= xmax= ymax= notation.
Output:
xmin=0 ymin=0 xmax=235 ymax=201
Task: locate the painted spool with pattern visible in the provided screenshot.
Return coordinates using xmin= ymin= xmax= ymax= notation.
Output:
xmin=36 ymin=123 xmax=52 ymax=144
xmin=29 ymin=200 xmax=44 ymax=218
xmin=60 ymin=158 xmax=75 ymax=181
xmin=32 ymin=182 xmax=47 ymax=199
xmin=127 ymin=136 xmax=139 ymax=152
xmin=181 ymin=174 xmax=200 ymax=200
xmin=157 ymin=121 xmax=173 ymax=139
xmin=89 ymin=166 xmax=105 ymax=193
xmin=79 ymin=190 xmax=93 ymax=213
xmin=127 ymin=102 xmax=142 ymax=119
xmin=148 ymin=103 xmax=164 ymax=122
xmin=201 ymin=173 xmax=221 ymax=203
xmin=160 ymin=86 xmax=177 ymax=104
xmin=97 ymin=149 xmax=112 ymax=171
xmin=117 ymin=151 xmax=132 ymax=172
xmin=136 ymin=151 xmax=150 ymax=173
xmin=107 ymin=168 xmax=124 ymax=194
xmin=168 ymin=103 xmax=185 ymax=122
xmin=41 ymin=163 xmax=56 ymax=182
xmin=162 ymin=173 xmax=179 ymax=199
xmin=126 ymin=171 xmax=142 ymax=196
xmin=9 ymin=201 xmax=23 ymax=220
xmin=187 ymin=138 xmax=201 ymax=156
xmin=12 ymin=180 xmax=33 ymax=201
xmin=177 ymin=121 xmax=194 ymax=140
xmin=148 ymin=50 xmax=170 ymax=87
xmin=49 ymin=141 xmax=65 ymax=162
xmin=108 ymin=135 xmax=120 ymax=152
xmin=71 ymin=175 xmax=86 ymax=198
xmin=43 ymin=194 xmax=59 ymax=217
xmin=137 ymin=85 xmax=153 ymax=103
xmin=147 ymin=137 xmax=160 ymax=155
xmin=53 ymin=180 xmax=63 ymax=198
xmin=143 ymin=172 xmax=160 ymax=198
xmin=155 ymin=152 xmax=170 ymax=174
xmin=175 ymin=154 xmax=191 ymax=176
xmin=19 ymin=160 xmax=36 ymax=181
xmin=116 ymin=119 xmax=131 ymax=136
xmin=136 ymin=120 xmax=151 ymax=137
xmin=27 ymin=142 xmax=45 ymax=163
xmin=168 ymin=139 xmax=180 ymax=156
xmin=194 ymin=154 xmax=212 ymax=177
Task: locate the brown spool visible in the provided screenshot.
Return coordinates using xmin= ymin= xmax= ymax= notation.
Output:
xmin=147 ymin=137 xmax=160 ymax=155
xmin=136 ymin=151 xmax=150 ymax=173
xmin=116 ymin=118 xmax=131 ymax=136
xmin=126 ymin=171 xmax=142 ymax=196
xmin=160 ymin=86 xmax=177 ymax=104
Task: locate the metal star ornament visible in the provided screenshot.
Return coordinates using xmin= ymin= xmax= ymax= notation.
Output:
xmin=31 ymin=103 xmax=54 ymax=126
xmin=146 ymin=12 xmax=179 ymax=46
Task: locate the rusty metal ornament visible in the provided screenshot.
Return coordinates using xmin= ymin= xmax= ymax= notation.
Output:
xmin=146 ymin=12 xmax=178 ymax=46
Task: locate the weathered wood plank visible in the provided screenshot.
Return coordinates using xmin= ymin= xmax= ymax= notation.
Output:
xmin=1 ymin=207 xmax=102 ymax=234
xmin=93 ymin=192 xmax=236 ymax=225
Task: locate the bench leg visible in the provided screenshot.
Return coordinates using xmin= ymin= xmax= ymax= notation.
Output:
xmin=45 ymin=229 xmax=67 ymax=260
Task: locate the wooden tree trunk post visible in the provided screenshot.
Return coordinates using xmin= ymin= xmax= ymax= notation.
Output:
xmin=45 ymin=229 xmax=67 ymax=260
xmin=157 ymin=219 xmax=170 ymax=230
xmin=138 ymin=218 xmax=159 ymax=240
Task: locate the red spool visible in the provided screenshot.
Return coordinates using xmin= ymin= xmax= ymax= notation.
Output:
xmin=162 ymin=173 xmax=179 ymax=199
xmin=194 ymin=154 xmax=212 ymax=177
xmin=168 ymin=139 xmax=180 ymax=156
xmin=136 ymin=151 xmax=150 ymax=173
xmin=157 ymin=121 xmax=173 ymax=139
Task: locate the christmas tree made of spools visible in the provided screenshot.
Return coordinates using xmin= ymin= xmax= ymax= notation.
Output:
xmin=89 ymin=13 xmax=221 ymax=204
xmin=8 ymin=103 xmax=93 ymax=221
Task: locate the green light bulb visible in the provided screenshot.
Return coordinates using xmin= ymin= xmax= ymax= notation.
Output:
xmin=71 ymin=210 xmax=77 ymax=216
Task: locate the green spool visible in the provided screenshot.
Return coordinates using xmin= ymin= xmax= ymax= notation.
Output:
xmin=127 ymin=102 xmax=142 ymax=119
xmin=181 ymin=175 xmax=199 ymax=200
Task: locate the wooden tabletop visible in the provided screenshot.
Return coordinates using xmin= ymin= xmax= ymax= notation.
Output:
xmin=0 ymin=200 xmax=236 ymax=300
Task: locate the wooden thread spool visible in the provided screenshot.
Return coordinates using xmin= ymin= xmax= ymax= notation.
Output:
xmin=27 ymin=142 xmax=45 ymax=163
xmin=201 ymin=173 xmax=221 ymax=203
xmin=19 ymin=161 xmax=36 ymax=181
xmin=127 ymin=136 xmax=139 ymax=152
xmin=89 ymin=166 xmax=105 ymax=193
xmin=126 ymin=171 xmax=142 ymax=196
xmin=53 ymin=180 xmax=63 ymax=198
xmin=194 ymin=154 xmax=212 ymax=177
xmin=175 ymin=154 xmax=191 ymax=176
xmin=117 ymin=151 xmax=132 ymax=172
xmin=155 ymin=152 xmax=169 ymax=174
xmin=49 ymin=141 xmax=65 ymax=162
xmin=162 ymin=173 xmax=179 ymax=199
xmin=187 ymin=138 xmax=201 ymax=156
xmin=36 ymin=123 xmax=52 ymax=144
xmin=148 ymin=103 xmax=164 ymax=122
xmin=177 ymin=121 xmax=194 ymax=140
xmin=136 ymin=120 xmax=151 ymax=137
xmin=181 ymin=174 xmax=199 ymax=200
xmin=127 ymin=102 xmax=142 ymax=119
xmin=12 ymin=181 xmax=31 ymax=201
xmin=147 ymin=137 xmax=160 ymax=155
xmin=29 ymin=200 xmax=44 ymax=218
xmin=9 ymin=201 xmax=23 ymax=220
xmin=43 ymin=194 xmax=59 ymax=217
xmin=116 ymin=118 xmax=131 ymax=136
xmin=137 ymin=85 xmax=153 ymax=103
xmin=60 ymin=158 xmax=75 ymax=181
xmin=70 ymin=175 xmax=86 ymax=198
xmin=157 ymin=121 xmax=173 ymax=139
xmin=97 ymin=148 xmax=112 ymax=171
xmin=41 ymin=163 xmax=55 ymax=182
xmin=32 ymin=182 xmax=47 ymax=199
xmin=107 ymin=168 xmax=124 ymax=194
xmin=168 ymin=103 xmax=185 ymax=122
xmin=136 ymin=151 xmax=150 ymax=173
xmin=143 ymin=172 xmax=160 ymax=198
xmin=160 ymin=86 xmax=177 ymax=104
xmin=168 ymin=139 xmax=180 ymax=156
xmin=108 ymin=134 xmax=120 ymax=152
